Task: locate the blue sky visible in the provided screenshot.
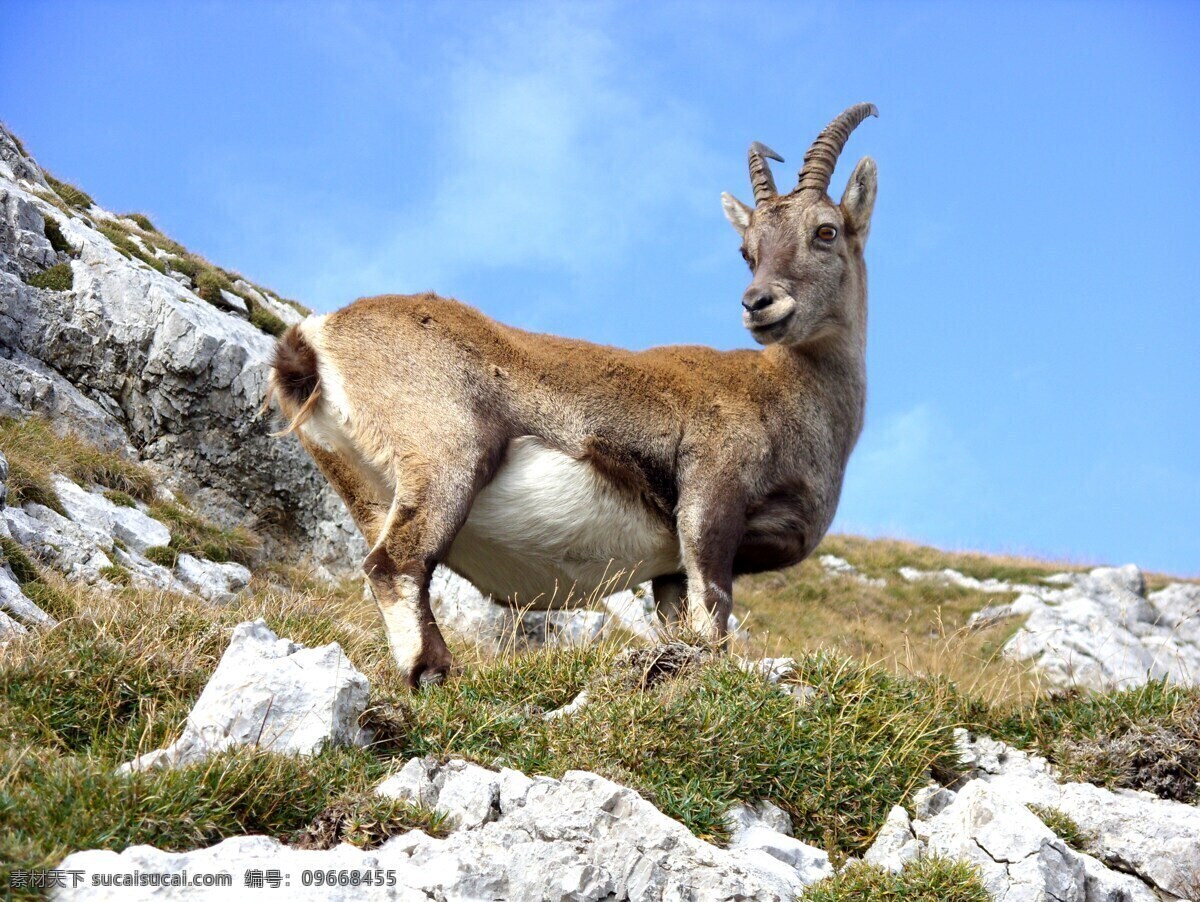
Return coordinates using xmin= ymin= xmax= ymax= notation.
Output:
xmin=3 ymin=1 xmax=1197 ymax=574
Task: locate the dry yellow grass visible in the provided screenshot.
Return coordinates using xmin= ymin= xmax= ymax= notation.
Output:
xmin=731 ymin=534 xmax=1081 ymax=704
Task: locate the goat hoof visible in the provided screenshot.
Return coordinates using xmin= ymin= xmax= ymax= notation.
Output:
xmin=412 ymin=665 xmax=451 ymax=690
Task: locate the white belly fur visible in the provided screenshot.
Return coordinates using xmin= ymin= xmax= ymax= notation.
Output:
xmin=444 ymin=437 xmax=682 ymax=609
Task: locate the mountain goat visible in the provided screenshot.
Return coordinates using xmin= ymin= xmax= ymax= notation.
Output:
xmin=270 ymin=104 xmax=878 ymax=688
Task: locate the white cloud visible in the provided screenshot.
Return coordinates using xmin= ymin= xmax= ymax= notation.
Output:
xmin=297 ymin=3 xmax=717 ymax=306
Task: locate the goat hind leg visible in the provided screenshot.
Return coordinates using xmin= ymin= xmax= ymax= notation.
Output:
xmin=364 ymin=460 xmax=483 ymax=689
xmin=651 ymin=574 xmax=686 ymax=634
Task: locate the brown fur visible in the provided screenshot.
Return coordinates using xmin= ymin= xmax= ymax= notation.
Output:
xmin=269 ymin=107 xmax=878 ymax=688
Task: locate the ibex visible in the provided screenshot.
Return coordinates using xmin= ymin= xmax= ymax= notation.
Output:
xmin=269 ymin=104 xmax=878 ymax=688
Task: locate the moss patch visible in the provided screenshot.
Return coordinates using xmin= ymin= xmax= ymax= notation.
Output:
xmin=42 ymin=215 xmax=72 ymax=255
xmin=149 ymin=501 xmax=261 ymax=566
xmin=249 ymin=299 xmax=288 ymax=337
xmin=26 ymin=262 xmax=73 ymax=291
xmin=805 ymin=857 xmax=989 ymax=901
xmin=124 ymin=213 xmax=157 ymax=232
xmin=98 ymin=223 xmax=166 ymax=274
xmin=44 ymin=173 xmax=94 ymax=210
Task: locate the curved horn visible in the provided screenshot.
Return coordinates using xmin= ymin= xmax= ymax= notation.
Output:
xmin=748 ymin=141 xmax=784 ymax=206
xmin=795 ymin=103 xmax=878 ymax=196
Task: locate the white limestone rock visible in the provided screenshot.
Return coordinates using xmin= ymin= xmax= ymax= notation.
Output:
xmin=725 ymin=799 xmax=794 ymax=839
xmin=215 ymin=288 xmax=249 ymax=316
xmin=862 ymin=804 xmax=922 ymax=873
xmin=899 ymin=564 xmax=1061 ymax=598
xmin=379 ymin=757 xmax=501 ymax=830
xmin=0 ymin=604 xmax=27 ymax=638
xmin=51 ymin=475 xmax=171 ymax=552
xmin=1 ymin=185 xmax=56 ymax=276
xmin=740 ymin=656 xmax=797 ymax=684
xmin=0 ymin=562 xmax=53 ymax=627
xmin=819 ymin=554 xmax=887 ymax=587
xmin=5 ymin=502 xmax=112 ymax=582
xmin=0 ymin=350 xmax=131 ymax=451
xmin=911 ymin=783 xmax=957 ymax=820
xmin=602 ymin=585 xmax=660 ymax=639
xmin=1002 ymin=565 xmax=1200 ymax=689
xmin=957 ymin=729 xmax=1200 ymax=899
xmin=120 ymin=619 xmax=369 ymax=773
xmin=59 ymin=767 xmax=821 ymax=900
xmin=174 ymin=553 xmax=252 ymax=604
xmin=542 ymin=688 xmax=591 ymax=720
xmin=723 ymin=801 xmax=832 ymax=886
xmin=923 ymin=780 xmax=1090 ymax=901
xmin=521 ymin=608 xmax=608 ymax=647
xmin=431 ymin=564 xmax=614 ymax=651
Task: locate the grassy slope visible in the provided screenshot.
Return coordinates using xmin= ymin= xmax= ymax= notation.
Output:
xmin=734 ymin=534 xmax=1187 ymax=706
xmin=2 ymin=420 xmax=1196 ymax=899
xmin=24 ymin=164 xmax=311 ymax=335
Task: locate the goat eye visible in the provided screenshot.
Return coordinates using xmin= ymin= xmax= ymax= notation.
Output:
xmin=816 ymin=225 xmax=837 ymax=242
xmin=740 ymin=247 xmax=753 ymax=268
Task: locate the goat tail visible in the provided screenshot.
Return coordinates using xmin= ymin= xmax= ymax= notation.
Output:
xmin=267 ymin=324 xmax=322 ymax=437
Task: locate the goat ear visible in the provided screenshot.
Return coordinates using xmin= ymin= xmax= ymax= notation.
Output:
xmin=721 ymin=192 xmax=753 ymax=236
xmin=840 ymin=156 xmax=877 ymax=237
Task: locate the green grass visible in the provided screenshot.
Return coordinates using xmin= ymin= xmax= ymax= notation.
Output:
xmin=98 ymin=564 xmax=132 ymax=586
xmin=26 ymin=262 xmax=73 ymax=291
xmin=0 ymin=578 xmax=432 ymax=893
xmin=0 ymin=536 xmax=76 ymax=621
xmin=149 ymin=501 xmax=261 ymax=566
xmin=983 ymin=681 xmax=1200 ymax=801
xmin=102 ymin=489 xmax=137 ymax=508
xmin=123 ymin=213 xmax=157 ymax=232
xmin=167 ymin=255 xmax=202 ymax=280
xmin=0 ymin=521 xmax=1194 ymax=897
xmin=818 ymin=534 xmax=1079 ymax=586
xmin=98 ymin=223 xmax=166 ymax=274
xmin=42 ymin=215 xmax=72 ymax=255
xmin=0 ymin=416 xmax=156 ymax=514
xmin=292 ymin=792 xmax=448 ymax=849
xmin=43 ymin=173 xmax=94 ymax=210
xmin=194 ymin=268 xmax=234 ymax=305
xmin=391 ymin=647 xmax=962 ymax=855
xmin=1028 ymin=805 xmax=1094 ymax=853
xmin=0 ymin=746 xmax=427 ymax=897
xmin=804 ymin=858 xmax=989 ymax=901
xmin=249 ymin=299 xmax=288 ymax=336
xmin=143 ymin=545 xmax=179 ymax=568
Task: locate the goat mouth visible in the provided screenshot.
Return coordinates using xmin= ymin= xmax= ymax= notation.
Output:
xmin=749 ymin=310 xmax=794 ymax=338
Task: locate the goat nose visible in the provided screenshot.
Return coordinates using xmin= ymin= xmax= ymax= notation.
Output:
xmin=742 ymin=292 xmax=775 ymax=313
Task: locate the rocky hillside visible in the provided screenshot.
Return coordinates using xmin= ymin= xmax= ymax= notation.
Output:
xmin=0 ymin=124 xmax=359 ymax=567
xmin=1 ymin=125 xmax=1198 ymax=901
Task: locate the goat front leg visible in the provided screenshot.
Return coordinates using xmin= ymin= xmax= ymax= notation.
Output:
xmin=675 ymin=477 xmax=746 ymax=645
